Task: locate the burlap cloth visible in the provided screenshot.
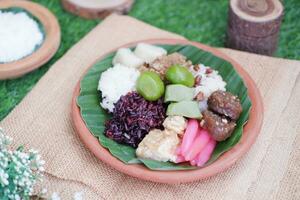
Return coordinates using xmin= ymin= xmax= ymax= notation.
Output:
xmin=1 ymin=14 xmax=299 ymax=199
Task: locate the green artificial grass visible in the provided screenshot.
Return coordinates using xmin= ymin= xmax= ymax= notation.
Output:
xmin=0 ymin=0 xmax=299 ymax=120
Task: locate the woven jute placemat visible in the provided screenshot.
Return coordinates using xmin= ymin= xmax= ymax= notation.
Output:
xmin=1 ymin=14 xmax=299 ymax=199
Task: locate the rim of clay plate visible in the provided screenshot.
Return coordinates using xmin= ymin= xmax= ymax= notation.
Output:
xmin=0 ymin=0 xmax=61 ymax=80
xmin=71 ymin=39 xmax=264 ymax=184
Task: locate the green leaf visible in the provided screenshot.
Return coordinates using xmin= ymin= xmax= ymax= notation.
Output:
xmin=77 ymin=44 xmax=251 ymax=170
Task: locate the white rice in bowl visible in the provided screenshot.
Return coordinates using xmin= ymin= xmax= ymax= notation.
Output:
xmin=189 ymin=64 xmax=226 ymax=111
xmin=98 ymin=64 xmax=140 ymax=112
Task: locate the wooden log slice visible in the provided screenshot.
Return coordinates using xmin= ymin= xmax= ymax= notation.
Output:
xmin=61 ymin=0 xmax=134 ymax=19
xmin=226 ymin=0 xmax=284 ymax=55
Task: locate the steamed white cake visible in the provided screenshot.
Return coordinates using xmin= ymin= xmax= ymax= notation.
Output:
xmin=113 ymin=48 xmax=143 ymax=68
xmin=134 ymin=43 xmax=167 ymax=63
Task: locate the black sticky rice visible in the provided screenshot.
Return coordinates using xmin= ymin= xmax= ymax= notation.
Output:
xmin=105 ymin=92 xmax=166 ymax=148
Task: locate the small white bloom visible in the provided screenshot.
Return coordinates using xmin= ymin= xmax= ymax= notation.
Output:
xmin=14 ymin=194 xmax=21 ymax=200
xmin=51 ymin=192 xmax=61 ymax=200
xmin=39 ymin=166 xmax=45 ymax=172
xmin=39 ymin=159 xmax=46 ymax=165
xmin=74 ymin=191 xmax=84 ymax=200
xmin=41 ymin=188 xmax=47 ymax=194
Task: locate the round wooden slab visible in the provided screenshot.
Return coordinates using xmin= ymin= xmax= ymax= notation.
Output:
xmin=62 ymin=0 xmax=134 ymax=19
xmin=0 ymin=0 xmax=61 ymax=80
xmin=226 ymin=0 xmax=283 ymax=55
xmin=71 ymin=39 xmax=264 ymax=184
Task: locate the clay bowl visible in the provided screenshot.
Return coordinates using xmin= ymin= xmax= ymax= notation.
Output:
xmin=71 ymin=39 xmax=263 ymax=184
xmin=0 ymin=0 xmax=61 ymax=80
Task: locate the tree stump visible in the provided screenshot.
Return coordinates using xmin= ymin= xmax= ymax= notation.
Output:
xmin=226 ymin=0 xmax=284 ymax=55
xmin=61 ymin=0 xmax=134 ymax=19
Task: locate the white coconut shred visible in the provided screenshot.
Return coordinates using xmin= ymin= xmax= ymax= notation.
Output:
xmin=189 ymin=64 xmax=226 ymax=111
xmin=0 ymin=11 xmax=44 ymax=63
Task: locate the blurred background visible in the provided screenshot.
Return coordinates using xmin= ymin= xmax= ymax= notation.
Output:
xmin=0 ymin=0 xmax=299 ymax=120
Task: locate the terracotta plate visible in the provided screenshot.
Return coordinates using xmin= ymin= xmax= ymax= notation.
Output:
xmin=0 ymin=0 xmax=61 ymax=80
xmin=71 ymin=39 xmax=263 ymax=184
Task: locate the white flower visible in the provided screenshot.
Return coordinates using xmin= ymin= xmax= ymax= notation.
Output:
xmin=74 ymin=191 xmax=84 ymax=200
xmin=51 ymin=192 xmax=61 ymax=200
xmin=41 ymin=188 xmax=47 ymax=194
xmin=0 ymin=128 xmax=44 ymax=199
